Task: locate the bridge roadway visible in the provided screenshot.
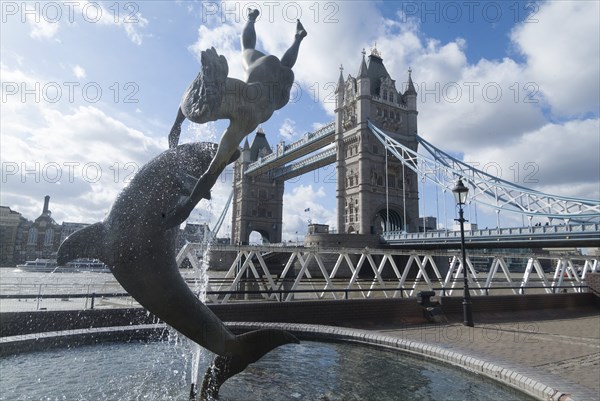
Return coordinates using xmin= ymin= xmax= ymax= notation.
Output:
xmin=383 ymin=222 xmax=600 ymax=249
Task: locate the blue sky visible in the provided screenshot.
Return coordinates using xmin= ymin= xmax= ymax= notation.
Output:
xmin=1 ymin=1 xmax=599 ymax=241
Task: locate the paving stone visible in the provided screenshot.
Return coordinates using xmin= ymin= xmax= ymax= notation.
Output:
xmin=371 ymin=313 xmax=599 ymax=398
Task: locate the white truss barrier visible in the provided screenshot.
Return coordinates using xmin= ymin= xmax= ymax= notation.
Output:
xmin=176 ymin=245 xmax=599 ymax=304
xmin=176 ymin=243 xmax=218 ymax=303
xmin=368 ymin=121 xmax=600 ymax=222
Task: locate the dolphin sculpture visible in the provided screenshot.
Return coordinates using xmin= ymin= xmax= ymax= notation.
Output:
xmin=57 ymin=142 xmax=298 ymax=398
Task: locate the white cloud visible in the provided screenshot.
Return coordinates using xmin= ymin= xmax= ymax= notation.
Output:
xmin=85 ymin=0 xmax=149 ymax=45
xmin=511 ymin=1 xmax=600 ymax=117
xmin=28 ymin=19 xmax=60 ymax=40
xmin=121 ymin=17 xmax=149 ymax=45
xmin=23 ymin=1 xmax=149 ymax=44
xmin=413 ymin=56 xmax=547 ymax=151
xmin=279 ymin=118 xmax=297 ymax=141
xmin=282 ymin=184 xmax=336 ymax=240
xmin=189 ymin=23 xmax=243 ymax=79
xmin=72 ymin=65 xmax=86 ymax=79
xmin=463 ymin=118 xmax=600 ymax=200
xmin=1 ymin=63 xmax=165 ymax=223
xmin=2 ymin=106 xmax=164 ymax=222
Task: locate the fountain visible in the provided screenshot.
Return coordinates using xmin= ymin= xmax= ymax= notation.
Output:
xmin=0 ymin=336 xmax=535 ymax=400
xmin=56 ymin=141 xmax=298 ymax=399
xmin=54 ymin=9 xmax=308 ymax=398
xmin=3 ymin=10 xmax=537 ymax=401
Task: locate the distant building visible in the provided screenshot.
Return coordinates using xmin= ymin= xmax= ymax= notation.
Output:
xmin=308 ymin=224 xmax=330 ymax=235
xmin=60 ymin=222 xmax=90 ymax=243
xmin=588 ymin=248 xmax=600 ymax=257
xmin=213 ymin=237 xmax=231 ymax=245
xmin=0 ymin=206 xmax=28 ymax=265
xmin=419 ymin=216 xmax=437 ymax=232
xmin=180 ymin=223 xmax=211 ymax=244
xmin=21 ymin=196 xmax=62 ymax=261
xmin=1 ymin=197 xmax=226 ymax=267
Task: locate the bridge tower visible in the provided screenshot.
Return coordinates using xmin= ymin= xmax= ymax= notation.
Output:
xmin=335 ymin=48 xmax=420 ymax=234
xmin=231 ymin=129 xmax=284 ymax=244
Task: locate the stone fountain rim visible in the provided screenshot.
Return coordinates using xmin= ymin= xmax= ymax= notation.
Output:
xmin=1 ymin=321 xmax=573 ymax=401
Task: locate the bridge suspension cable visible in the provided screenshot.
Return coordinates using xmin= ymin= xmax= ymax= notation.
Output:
xmin=205 ymin=190 xmax=234 ymax=244
xmin=368 ymin=121 xmax=600 ymax=223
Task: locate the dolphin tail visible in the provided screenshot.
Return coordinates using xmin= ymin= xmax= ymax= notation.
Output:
xmin=57 ymin=222 xmax=106 ymax=266
xmin=199 ymin=329 xmax=299 ymax=399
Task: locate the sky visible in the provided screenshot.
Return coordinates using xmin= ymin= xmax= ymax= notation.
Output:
xmin=1 ymin=0 xmax=599 ymax=242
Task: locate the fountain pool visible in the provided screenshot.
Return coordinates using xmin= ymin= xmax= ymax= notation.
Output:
xmin=0 ymin=338 xmax=535 ymax=401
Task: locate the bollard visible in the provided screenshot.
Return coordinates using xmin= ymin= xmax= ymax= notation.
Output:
xmin=189 ymin=382 xmax=197 ymax=400
xmin=36 ymin=284 xmax=42 ymax=310
xmin=417 ymin=291 xmax=436 ymax=306
xmin=90 ymin=293 xmax=96 ymax=310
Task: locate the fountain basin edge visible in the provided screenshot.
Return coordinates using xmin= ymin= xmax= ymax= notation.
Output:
xmin=1 ymin=321 xmax=571 ymax=401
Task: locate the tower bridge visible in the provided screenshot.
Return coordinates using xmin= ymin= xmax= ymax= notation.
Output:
xmin=231 ymin=48 xmax=421 ymax=244
xmin=225 ymin=47 xmax=599 ymax=247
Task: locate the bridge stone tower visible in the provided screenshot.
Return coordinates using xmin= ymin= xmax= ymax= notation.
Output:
xmin=335 ymin=48 xmax=420 ymax=234
xmin=231 ymin=129 xmax=284 ymax=244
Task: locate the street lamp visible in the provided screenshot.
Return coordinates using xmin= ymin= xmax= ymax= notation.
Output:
xmin=452 ymin=178 xmax=474 ymax=327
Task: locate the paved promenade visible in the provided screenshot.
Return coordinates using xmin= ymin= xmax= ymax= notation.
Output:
xmin=233 ymin=308 xmax=599 ymax=400
xmin=373 ymin=310 xmax=600 ymax=400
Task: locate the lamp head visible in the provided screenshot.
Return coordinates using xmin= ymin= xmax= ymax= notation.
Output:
xmin=452 ymin=179 xmax=469 ymax=206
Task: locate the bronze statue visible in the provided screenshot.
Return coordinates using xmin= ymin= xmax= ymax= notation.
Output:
xmin=165 ymin=9 xmax=307 ymax=226
xmin=57 ymin=142 xmax=298 ymax=399
xmin=59 ymin=11 xmax=307 ymax=398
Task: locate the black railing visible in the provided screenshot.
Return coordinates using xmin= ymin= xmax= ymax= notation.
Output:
xmin=0 ymin=284 xmax=590 ymax=311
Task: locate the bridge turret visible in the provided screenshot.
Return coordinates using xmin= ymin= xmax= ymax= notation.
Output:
xmin=358 ymin=49 xmax=369 ymax=80
xmin=231 ymin=129 xmax=284 ymax=245
xmin=404 ymin=68 xmax=418 ymax=136
xmin=335 ymin=64 xmax=346 ymax=135
xmin=241 ymin=138 xmax=251 ymax=164
xmin=356 ymin=49 xmax=371 ymax=127
xmin=335 ymin=64 xmax=345 ymax=106
xmin=405 ymin=68 xmax=417 ymax=107
xmin=335 ymin=46 xmax=420 ymax=235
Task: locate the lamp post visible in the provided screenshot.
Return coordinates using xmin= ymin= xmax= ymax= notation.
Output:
xmin=453 ymin=178 xmax=474 ymax=327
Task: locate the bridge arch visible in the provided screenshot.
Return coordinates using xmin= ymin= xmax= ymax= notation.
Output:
xmin=372 ymin=207 xmax=404 ymax=235
xmin=241 ymin=224 xmax=277 ymax=245
xmin=248 ymin=230 xmax=269 ymax=245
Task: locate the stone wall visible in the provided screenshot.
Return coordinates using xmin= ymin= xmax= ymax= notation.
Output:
xmin=2 ymin=293 xmax=598 ymax=338
xmin=0 ymin=308 xmax=158 ymax=337
xmin=586 ymin=273 xmax=600 ymax=297
xmin=0 ymin=298 xmax=427 ymax=337
xmin=304 ymin=233 xmax=382 ymax=248
xmin=440 ymin=292 xmax=599 ymax=323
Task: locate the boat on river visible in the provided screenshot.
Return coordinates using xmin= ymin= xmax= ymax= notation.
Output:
xmin=15 ymin=259 xmax=58 ymax=273
xmin=65 ymin=258 xmax=111 ymax=273
xmin=15 ymin=258 xmax=110 ymax=273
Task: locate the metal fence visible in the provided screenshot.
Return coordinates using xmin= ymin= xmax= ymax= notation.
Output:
xmin=0 ymin=276 xmax=590 ymax=312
